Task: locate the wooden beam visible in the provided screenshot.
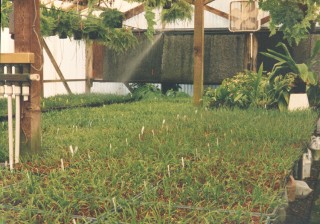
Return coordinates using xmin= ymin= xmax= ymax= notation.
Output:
xmin=14 ymin=0 xmax=42 ymax=154
xmin=0 ymin=53 xmax=34 ymax=64
xmin=124 ymin=4 xmax=144 ymax=20
xmin=193 ymin=0 xmax=205 ymax=106
xmin=204 ymin=0 xmax=215 ymax=5
xmin=185 ymin=1 xmax=228 ymax=20
xmin=41 ymin=37 xmax=73 ymax=94
xmin=44 ymin=79 xmax=87 ymax=83
xmin=204 ymin=5 xmax=229 ymax=20
xmin=261 ymin=16 xmax=270 ymax=25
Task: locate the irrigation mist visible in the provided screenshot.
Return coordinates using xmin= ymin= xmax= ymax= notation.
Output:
xmin=120 ymin=33 xmax=163 ymax=83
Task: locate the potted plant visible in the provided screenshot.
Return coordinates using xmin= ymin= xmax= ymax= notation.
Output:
xmin=83 ymin=16 xmax=105 ymax=40
xmin=40 ymin=7 xmax=57 ymax=37
xmin=55 ymin=10 xmax=73 ymax=39
xmin=100 ymin=8 xmax=124 ymax=28
xmin=70 ymin=11 xmax=83 ymax=40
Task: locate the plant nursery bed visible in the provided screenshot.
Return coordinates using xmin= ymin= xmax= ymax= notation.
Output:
xmin=0 ymin=99 xmax=318 ymax=223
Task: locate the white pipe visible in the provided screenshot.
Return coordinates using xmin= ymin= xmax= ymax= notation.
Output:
xmin=250 ymin=33 xmax=253 ymax=59
xmin=22 ymin=84 xmax=29 ymax=101
xmin=5 ymin=84 xmax=14 ymax=171
xmin=0 ymin=83 xmax=4 ymax=98
xmin=14 ymin=85 xmax=21 ymax=164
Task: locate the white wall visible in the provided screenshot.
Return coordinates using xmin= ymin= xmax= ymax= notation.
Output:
xmin=0 ymin=29 xmax=130 ymax=97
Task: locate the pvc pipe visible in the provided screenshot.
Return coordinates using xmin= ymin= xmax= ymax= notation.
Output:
xmin=14 ymin=84 xmax=21 ymax=164
xmin=22 ymin=84 xmax=29 ymax=101
xmin=5 ymin=84 xmax=14 ymax=171
xmin=0 ymin=82 xmax=4 ymax=98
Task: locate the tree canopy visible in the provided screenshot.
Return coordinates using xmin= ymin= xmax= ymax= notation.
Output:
xmin=258 ymin=0 xmax=320 ymax=45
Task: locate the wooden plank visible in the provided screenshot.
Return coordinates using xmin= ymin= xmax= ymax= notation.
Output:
xmin=41 ymin=37 xmax=72 ymax=94
xmin=0 ymin=53 xmax=34 ymax=64
xmin=0 ymin=74 xmax=30 ymax=82
xmin=204 ymin=5 xmax=229 ymax=19
xmin=193 ymin=0 xmax=205 ymax=106
xmin=14 ymin=0 xmax=42 ymax=154
xmin=124 ymin=4 xmax=144 ymax=20
xmin=43 ymin=79 xmax=87 ymax=83
xmin=92 ymin=43 xmax=105 ymax=80
xmin=185 ymin=2 xmax=229 ymax=20
xmin=261 ymin=16 xmax=270 ymax=25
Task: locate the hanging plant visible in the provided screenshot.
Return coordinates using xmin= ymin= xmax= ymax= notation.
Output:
xmin=102 ymin=27 xmax=138 ymax=52
xmin=161 ymin=0 xmax=193 ymax=24
xmin=56 ymin=10 xmax=73 ymax=39
xmin=100 ymin=8 xmax=124 ymax=28
xmin=83 ymin=16 xmax=105 ymax=40
xmin=70 ymin=11 xmax=83 ymax=40
xmin=40 ymin=7 xmax=57 ymax=37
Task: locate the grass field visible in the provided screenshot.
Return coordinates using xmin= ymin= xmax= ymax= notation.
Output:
xmin=0 ymin=94 xmax=317 ymax=223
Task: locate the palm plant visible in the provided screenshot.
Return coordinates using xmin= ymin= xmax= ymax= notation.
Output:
xmin=261 ymin=42 xmax=318 ymax=93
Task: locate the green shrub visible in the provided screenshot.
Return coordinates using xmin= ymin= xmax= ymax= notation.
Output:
xmin=206 ymin=65 xmax=269 ymax=109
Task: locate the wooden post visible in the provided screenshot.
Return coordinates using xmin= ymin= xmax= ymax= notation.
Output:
xmin=193 ymin=0 xmax=205 ymax=106
xmin=14 ymin=0 xmax=42 ymax=154
xmin=85 ymin=41 xmax=93 ymax=93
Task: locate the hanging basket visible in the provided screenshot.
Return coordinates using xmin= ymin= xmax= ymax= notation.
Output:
xmin=88 ymin=31 xmax=99 ymax=40
xmin=73 ymin=30 xmax=83 ymax=40
xmin=59 ymin=31 xmax=68 ymax=39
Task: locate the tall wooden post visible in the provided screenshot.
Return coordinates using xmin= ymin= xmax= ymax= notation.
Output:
xmin=85 ymin=42 xmax=93 ymax=93
xmin=14 ymin=0 xmax=42 ymax=154
xmin=193 ymin=0 xmax=205 ymax=106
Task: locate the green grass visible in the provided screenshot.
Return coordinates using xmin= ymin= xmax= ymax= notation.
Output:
xmin=0 ymin=95 xmax=317 ymax=223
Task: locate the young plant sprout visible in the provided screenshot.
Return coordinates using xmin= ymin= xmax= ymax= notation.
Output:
xmin=61 ymin=159 xmax=64 ymax=171
xmin=152 ymin=129 xmax=155 ymax=137
xmin=112 ymin=197 xmax=117 ymax=213
xmin=69 ymin=145 xmax=74 ymax=157
xmin=126 ymin=138 xmax=128 ymax=146
xmin=144 ymin=180 xmax=147 ymax=190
